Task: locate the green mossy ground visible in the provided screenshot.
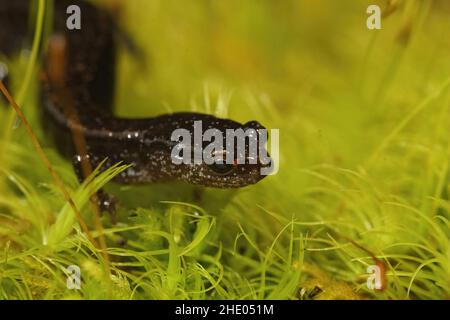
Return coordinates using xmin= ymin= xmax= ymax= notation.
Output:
xmin=0 ymin=0 xmax=449 ymax=299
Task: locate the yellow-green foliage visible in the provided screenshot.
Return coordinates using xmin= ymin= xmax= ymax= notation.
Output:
xmin=0 ymin=0 xmax=449 ymax=299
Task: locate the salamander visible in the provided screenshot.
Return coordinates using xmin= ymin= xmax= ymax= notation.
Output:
xmin=0 ymin=0 xmax=270 ymax=196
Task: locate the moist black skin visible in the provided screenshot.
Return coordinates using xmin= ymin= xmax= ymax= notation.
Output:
xmin=0 ymin=0 xmax=270 ymax=191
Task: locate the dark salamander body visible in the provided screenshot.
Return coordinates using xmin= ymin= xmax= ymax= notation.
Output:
xmin=0 ymin=0 xmax=270 ymax=190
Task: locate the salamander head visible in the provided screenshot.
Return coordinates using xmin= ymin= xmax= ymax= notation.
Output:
xmin=165 ymin=116 xmax=273 ymax=188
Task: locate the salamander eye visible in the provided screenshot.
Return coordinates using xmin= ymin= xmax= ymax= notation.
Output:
xmin=208 ymin=149 xmax=236 ymax=175
xmin=208 ymin=162 xmax=235 ymax=175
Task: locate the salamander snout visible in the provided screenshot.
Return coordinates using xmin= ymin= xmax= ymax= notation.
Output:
xmin=178 ymin=118 xmax=273 ymax=188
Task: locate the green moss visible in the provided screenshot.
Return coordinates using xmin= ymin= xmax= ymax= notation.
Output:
xmin=1 ymin=0 xmax=449 ymax=300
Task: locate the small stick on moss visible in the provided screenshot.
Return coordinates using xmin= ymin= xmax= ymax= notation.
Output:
xmin=332 ymin=230 xmax=387 ymax=291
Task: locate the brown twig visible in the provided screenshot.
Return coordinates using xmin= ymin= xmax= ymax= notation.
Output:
xmin=333 ymin=230 xmax=387 ymax=291
xmin=0 ymin=80 xmax=98 ymax=248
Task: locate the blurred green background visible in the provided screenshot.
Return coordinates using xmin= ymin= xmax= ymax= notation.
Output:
xmin=1 ymin=0 xmax=450 ymax=299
